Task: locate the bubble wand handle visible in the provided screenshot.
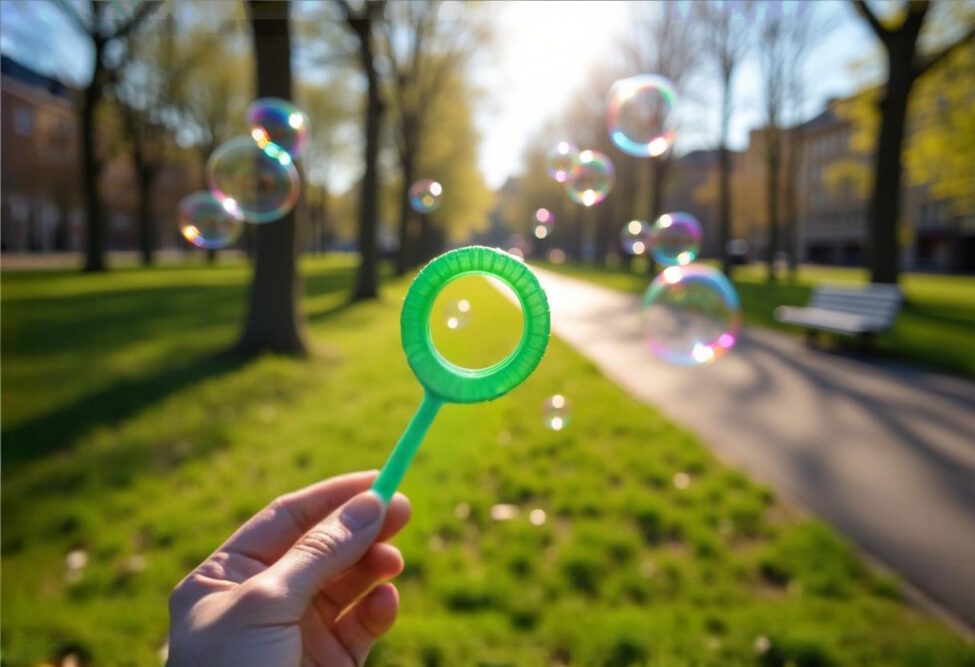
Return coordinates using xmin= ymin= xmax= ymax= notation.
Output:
xmin=372 ymin=392 xmax=443 ymax=504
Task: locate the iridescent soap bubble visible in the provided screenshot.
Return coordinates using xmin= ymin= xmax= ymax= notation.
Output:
xmin=619 ymin=219 xmax=651 ymax=255
xmin=541 ymin=394 xmax=571 ymax=431
xmin=642 ymin=265 xmax=741 ymax=366
xmin=607 ymin=74 xmax=678 ymax=158
xmin=177 ymin=191 xmax=243 ymax=249
xmin=206 ymin=136 xmax=300 ymax=223
xmin=650 ymin=211 xmax=702 ymax=266
xmin=444 ymin=298 xmax=471 ymax=330
xmin=247 ymin=97 xmax=309 ymax=158
xmin=409 ymin=179 xmax=443 ymax=213
xmin=565 ymin=149 xmax=614 ymax=207
xmin=547 ymin=141 xmax=581 ymax=183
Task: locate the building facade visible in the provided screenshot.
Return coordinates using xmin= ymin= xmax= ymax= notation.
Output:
xmin=1 ymin=55 xmax=196 ymax=254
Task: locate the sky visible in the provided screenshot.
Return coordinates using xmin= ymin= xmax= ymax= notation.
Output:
xmin=0 ymin=0 xmax=876 ymax=191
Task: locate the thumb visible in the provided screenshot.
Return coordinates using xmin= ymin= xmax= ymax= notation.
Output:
xmin=265 ymin=491 xmax=386 ymax=606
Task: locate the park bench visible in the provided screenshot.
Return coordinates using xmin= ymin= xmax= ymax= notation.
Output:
xmin=774 ymin=283 xmax=903 ymax=343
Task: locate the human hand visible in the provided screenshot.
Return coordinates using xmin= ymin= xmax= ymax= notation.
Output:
xmin=167 ymin=471 xmax=412 ymax=667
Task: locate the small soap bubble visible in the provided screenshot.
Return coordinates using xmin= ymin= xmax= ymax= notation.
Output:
xmin=650 ymin=212 xmax=702 ymax=266
xmin=642 ymin=265 xmax=741 ymax=366
xmin=247 ymin=97 xmax=309 ymax=158
xmin=754 ymin=636 xmax=772 ymax=655
xmin=607 ymin=74 xmax=678 ymax=157
xmin=206 ymin=136 xmax=300 ymax=223
xmin=619 ymin=219 xmax=651 ymax=255
xmin=444 ymin=298 xmax=471 ymax=330
xmin=409 ymin=179 xmax=443 ymax=213
xmin=529 ymin=508 xmax=547 ymax=526
xmin=177 ymin=191 xmax=242 ymax=250
xmin=672 ymin=472 xmax=691 ymax=490
xmin=546 ymin=141 xmax=581 ymax=183
xmin=541 ymin=394 xmax=571 ymax=431
xmin=565 ymin=150 xmax=614 ymax=207
xmin=454 ymin=502 xmax=471 ymax=520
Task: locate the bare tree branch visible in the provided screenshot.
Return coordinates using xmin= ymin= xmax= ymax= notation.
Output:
xmin=110 ymin=0 xmax=161 ymax=40
xmin=851 ymin=0 xmax=891 ymax=43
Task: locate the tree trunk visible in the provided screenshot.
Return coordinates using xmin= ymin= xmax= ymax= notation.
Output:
xmin=766 ymin=130 xmax=780 ymax=283
xmin=868 ymin=48 xmax=914 ymax=285
xmin=82 ymin=39 xmax=106 ymax=273
xmin=237 ymin=0 xmax=307 ymax=355
xmin=137 ymin=165 xmax=156 ymax=266
xmin=351 ymin=12 xmax=381 ymax=301
xmin=718 ymin=71 xmax=733 ymax=277
xmin=395 ymin=145 xmax=416 ymax=275
xmin=784 ymin=127 xmax=801 ymax=280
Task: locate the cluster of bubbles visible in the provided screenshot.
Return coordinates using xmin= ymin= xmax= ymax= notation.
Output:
xmin=177 ymin=98 xmax=307 ymax=250
xmin=533 ymin=72 xmax=740 ymax=429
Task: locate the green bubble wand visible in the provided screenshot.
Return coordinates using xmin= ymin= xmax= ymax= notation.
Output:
xmin=371 ymin=246 xmax=551 ymax=503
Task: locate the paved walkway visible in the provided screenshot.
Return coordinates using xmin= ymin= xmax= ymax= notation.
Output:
xmin=530 ymin=267 xmax=975 ymax=630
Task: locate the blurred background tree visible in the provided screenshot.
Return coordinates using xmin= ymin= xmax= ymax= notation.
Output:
xmin=53 ymin=0 xmax=160 ymax=272
xmin=381 ymin=0 xmax=491 ymax=274
xmin=852 ymin=0 xmax=975 ymax=285
xmin=695 ymin=0 xmax=754 ymax=277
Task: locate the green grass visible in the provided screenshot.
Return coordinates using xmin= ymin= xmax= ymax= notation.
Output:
xmin=3 ymin=256 xmax=973 ymax=666
xmin=536 ymin=260 xmax=975 ymax=378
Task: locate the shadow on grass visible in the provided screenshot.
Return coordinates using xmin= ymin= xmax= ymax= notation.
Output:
xmin=1 ymin=350 xmax=251 ymax=469
xmin=2 ymin=261 xmax=362 ymax=471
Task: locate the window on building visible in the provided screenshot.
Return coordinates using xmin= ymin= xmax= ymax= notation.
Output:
xmin=14 ymin=106 xmax=34 ymax=136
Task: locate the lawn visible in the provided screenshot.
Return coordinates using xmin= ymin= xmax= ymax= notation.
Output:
xmin=2 ymin=255 xmax=973 ymax=666
xmin=535 ymin=260 xmax=975 ymax=378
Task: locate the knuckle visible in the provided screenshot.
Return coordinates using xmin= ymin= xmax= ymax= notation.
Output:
xmin=293 ymin=522 xmax=351 ymax=559
xmin=237 ymin=576 xmax=287 ymax=604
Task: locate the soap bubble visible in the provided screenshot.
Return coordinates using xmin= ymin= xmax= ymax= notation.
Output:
xmin=409 ymin=179 xmax=443 ymax=213
xmin=642 ymin=265 xmax=740 ymax=366
xmin=541 ymin=394 xmax=571 ymax=431
xmin=177 ymin=191 xmax=243 ymax=249
xmin=546 ymin=141 xmax=581 ymax=183
xmin=607 ymin=74 xmax=678 ymax=157
xmin=444 ymin=298 xmax=471 ymax=331
xmin=206 ymin=136 xmax=300 ymax=223
xmin=565 ymin=149 xmax=614 ymax=207
xmin=247 ymin=97 xmax=309 ymax=158
xmin=650 ymin=212 xmax=702 ymax=266
xmin=619 ymin=219 xmax=651 ymax=255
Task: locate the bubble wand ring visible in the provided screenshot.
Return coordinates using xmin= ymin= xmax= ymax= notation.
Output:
xmin=372 ymin=246 xmax=551 ymax=503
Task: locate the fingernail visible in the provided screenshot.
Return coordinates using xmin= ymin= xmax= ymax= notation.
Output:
xmin=341 ymin=492 xmax=384 ymax=530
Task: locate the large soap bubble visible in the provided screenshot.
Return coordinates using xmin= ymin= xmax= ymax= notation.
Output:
xmin=607 ymin=74 xmax=678 ymax=158
xmin=642 ymin=265 xmax=740 ymax=366
xmin=206 ymin=136 xmax=300 ymax=223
